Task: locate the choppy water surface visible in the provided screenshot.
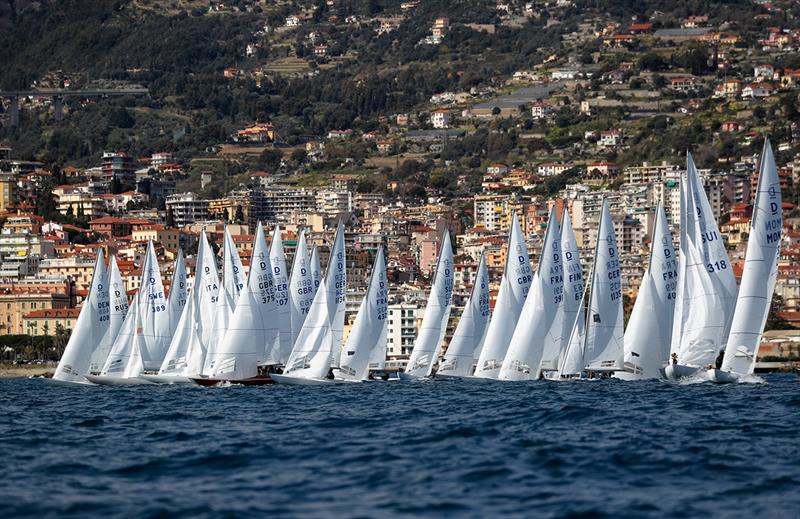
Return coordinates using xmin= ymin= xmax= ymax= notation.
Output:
xmin=1 ymin=375 xmax=799 ymax=518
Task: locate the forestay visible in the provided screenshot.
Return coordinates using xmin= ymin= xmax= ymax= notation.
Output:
xmin=438 ymin=253 xmax=490 ymax=378
xmin=473 ymin=213 xmax=532 ymax=379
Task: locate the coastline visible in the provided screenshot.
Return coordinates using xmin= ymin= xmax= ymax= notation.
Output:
xmin=0 ymin=364 xmax=54 ymax=379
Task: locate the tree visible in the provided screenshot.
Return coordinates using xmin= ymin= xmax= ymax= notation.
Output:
xmin=234 ymin=204 xmax=244 ymax=224
xmin=66 ymin=204 xmax=74 ymax=218
xmin=110 ymin=176 xmax=122 ymax=194
xmin=165 ymin=207 xmax=175 ymax=227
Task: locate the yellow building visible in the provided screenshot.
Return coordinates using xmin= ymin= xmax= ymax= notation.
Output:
xmin=0 ymin=288 xmax=72 ymax=335
xmin=22 ymin=308 xmax=80 ymax=336
xmin=0 ymin=174 xmax=15 ymax=212
xmin=131 ymin=225 xmax=181 ymax=253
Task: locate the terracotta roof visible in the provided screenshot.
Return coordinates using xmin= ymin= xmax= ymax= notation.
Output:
xmin=24 ymin=308 xmax=81 ymax=319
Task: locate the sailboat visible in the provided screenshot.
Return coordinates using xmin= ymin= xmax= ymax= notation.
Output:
xmin=545 ymin=208 xmax=584 ymax=379
xmin=437 ymin=253 xmax=490 ymax=379
xmin=310 ymin=243 xmax=322 ymax=293
xmin=203 ymin=227 xmax=246 ymax=375
xmin=472 ymin=213 xmax=532 ymax=379
xmin=334 ymin=246 xmax=389 ymax=382
xmin=143 ymin=232 xmax=220 ymax=384
xmin=666 ymin=153 xmax=737 ymax=379
xmin=288 ymin=230 xmax=315 ymax=347
xmin=52 ymin=249 xmax=109 ymax=385
xmin=272 ymin=223 xmax=347 ymax=385
xmin=617 ymin=202 xmax=677 ymax=380
xmin=88 ymin=255 xmax=128 ymax=375
xmin=400 ymin=230 xmax=455 ymax=379
xmin=269 ymin=225 xmax=292 ymax=364
xmin=499 ymin=207 xmax=564 ymax=381
xmin=582 ymin=199 xmax=625 ymax=375
xmin=87 ymin=241 xmax=172 ymax=384
xmin=709 ymin=139 xmax=782 ymax=383
xmin=196 ymin=221 xmax=281 ymax=385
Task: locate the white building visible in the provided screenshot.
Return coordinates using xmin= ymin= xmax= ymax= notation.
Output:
xmin=430 ymin=109 xmax=452 ymax=128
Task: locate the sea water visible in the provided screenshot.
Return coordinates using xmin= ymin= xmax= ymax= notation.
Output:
xmin=1 ymin=375 xmax=799 ymax=518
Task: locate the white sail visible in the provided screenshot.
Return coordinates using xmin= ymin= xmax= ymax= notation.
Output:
xmin=336 ymin=247 xmax=389 ymax=381
xmin=54 ymin=249 xmax=109 ymax=383
xmin=159 ymin=232 xmax=220 ymax=376
xmin=473 ymin=213 xmax=532 ymax=378
xmin=89 ymin=255 xmax=128 ymax=374
xmin=204 ymin=227 xmax=246 ymax=374
xmin=558 ymin=290 xmax=587 ymax=377
xmin=623 ymin=202 xmax=677 ymax=378
xmin=404 ymin=231 xmax=455 ymax=378
xmin=167 ymin=249 xmax=187 ymax=334
xmin=670 ymin=175 xmax=689 ymax=360
xmin=209 ymin=221 xmax=281 ymax=380
xmin=134 ymin=241 xmax=172 ymax=372
xmin=584 ymin=200 xmax=625 ymax=371
xmin=310 ymin=243 xmax=322 ymax=294
xmin=671 ymin=154 xmax=738 ymax=367
xmin=499 ymin=207 xmax=564 ymax=380
xmin=269 ymin=225 xmax=292 ymax=363
xmin=282 ymin=227 xmax=346 ymax=381
xmin=438 ymin=253 xmax=490 ymax=377
xmin=327 ymin=223 xmax=347 ymax=366
xmin=559 ymin=209 xmax=584 ymax=369
xmin=721 ymin=139 xmax=782 ymax=375
xmin=100 ymin=292 xmax=139 ymax=376
xmin=289 ymin=230 xmax=315 ymax=347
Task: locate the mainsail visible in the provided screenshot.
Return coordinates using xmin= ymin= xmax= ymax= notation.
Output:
xmin=209 ymin=222 xmax=281 ymax=380
xmin=135 ymin=241 xmax=173 ymax=372
xmin=159 ymin=231 xmax=220 ymax=377
xmin=721 ymin=139 xmax=782 ymax=375
xmin=327 ymin=223 xmax=347 ymax=366
xmin=288 ymin=230 xmax=315 ymax=347
xmin=89 ymin=255 xmax=128 ymax=374
xmin=204 ymin=227 xmax=245 ymax=374
xmin=622 ymin=202 xmax=677 ymax=378
xmin=336 ymin=247 xmax=389 ymax=381
xmin=54 ymin=249 xmax=109 ymax=383
xmin=559 ymin=209 xmax=584 ymax=369
xmin=403 ymin=230 xmax=455 ymax=378
xmin=438 ymin=253 xmax=490 ymax=378
xmin=670 ymin=154 xmax=738 ymax=367
xmin=167 ymin=249 xmax=187 ymax=335
xmin=269 ymin=225 xmax=292 ymax=363
xmin=473 ymin=213 xmax=532 ymax=379
xmin=282 ymin=230 xmax=347 ymax=381
xmin=499 ymin=207 xmax=564 ymax=380
xmin=583 ymin=199 xmax=625 ymax=372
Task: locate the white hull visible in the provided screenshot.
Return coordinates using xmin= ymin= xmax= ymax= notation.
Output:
xmin=663 ymin=364 xmax=702 ymax=380
xmin=45 ymin=377 xmax=95 ymax=387
xmin=271 ymin=373 xmax=333 ymax=385
xmin=706 ymin=368 xmax=742 ymax=384
xmin=398 ymin=372 xmax=430 ymax=381
xmin=84 ymin=374 xmax=155 ymax=386
xmin=435 ymin=372 xmax=473 ymax=381
xmin=138 ymin=374 xmax=193 ymax=384
xmin=612 ymin=370 xmax=647 ymax=381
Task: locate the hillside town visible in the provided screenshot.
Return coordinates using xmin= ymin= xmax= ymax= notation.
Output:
xmin=1 ymin=0 xmax=800 ymax=369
